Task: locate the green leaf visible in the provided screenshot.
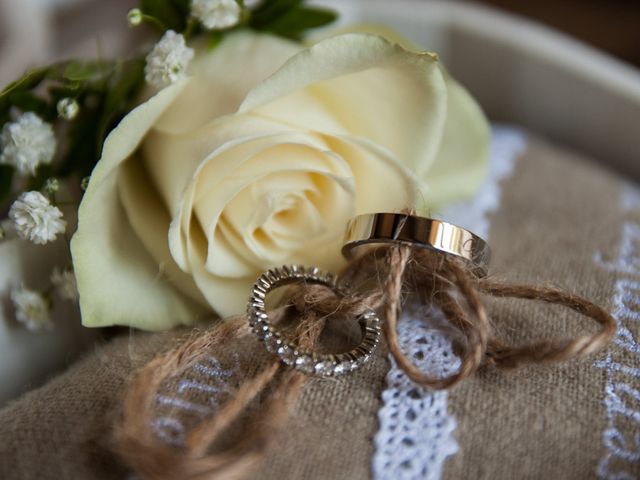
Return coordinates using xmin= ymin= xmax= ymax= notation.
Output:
xmin=63 ymin=60 xmax=112 ymax=83
xmin=47 ymin=85 xmax=82 ymax=105
xmin=0 ymin=165 xmax=14 ymax=204
xmin=96 ymin=58 xmax=146 ymax=149
xmin=207 ymin=31 xmax=224 ymax=51
xmin=0 ymin=67 xmax=53 ymax=123
xmin=0 ymin=66 xmax=49 ymax=100
xmin=55 ymin=57 xmax=145 ymax=182
xmin=250 ymin=0 xmax=303 ymax=28
xmin=57 ymin=101 xmax=103 ymax=179
xmin=27 ymin=163 xmax=54 ymax=192
xmin=140 ymin=0 xmax=189 ymax=32
xmin=7 ymin=91 xmax=51 ymax=117
xmin=258 ymin=6 xmax=337 ymax=39
xmin=171 ymin=0 xmax=191 ymax=16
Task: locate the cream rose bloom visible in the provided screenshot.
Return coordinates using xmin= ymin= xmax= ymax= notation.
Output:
xmin=71 ymin=31 xmax=489 ymax=330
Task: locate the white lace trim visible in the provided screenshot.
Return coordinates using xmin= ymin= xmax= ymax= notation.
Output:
xmin=372 ymin=126 xmax=527 ymax=480
xmin=373 ymin=308 xmax=460 ymax=480
xmin=594 ymin=185 xmax=640 ymax=479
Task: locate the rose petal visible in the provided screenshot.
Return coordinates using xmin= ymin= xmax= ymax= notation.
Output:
xmin=71 ymin=172 xmax=207 ymax=330
xmin=165 ymin=127 xmax=317 ymax=274
xmin=144 ymin=113 xmax=293 ymax=229
xmin=306 ymin=26 xmax=490 ymax=210
xmin=85 ymin=80 xmax=188 ymax=187
xmin=188 ymin=224 xmax=349 ymax=320
xmin=189 ymin=248 xmax=255 ymax=320
xmin=169 ymin=132 xmax=356 ymax=278
xmin=118 ymin=155 xmax=208 ymax=306
xmin=220 ymin=167 xmax=354 ymax=265
xmin=239 ymin=33 xmax=448 ymax=175
xmin=311 ymin=22 xmax=422 ymax=51
xmin=177 ymin=134 xmax=418 ymax=317
xmin=71 ymin=80 xmax=206 ymax=330
xmin=321 ymin=134 xmax=423 ymax=212
xmin=154 ymin=31 xmax=301 ymax=135
xmin=421 ymin=70 xmax=490 ymax=210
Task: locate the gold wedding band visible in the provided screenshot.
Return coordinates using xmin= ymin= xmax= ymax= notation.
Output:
xmin=342 ymin=213 xmax=491 ymax=277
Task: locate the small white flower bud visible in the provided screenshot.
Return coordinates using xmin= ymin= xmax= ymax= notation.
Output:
xmin=128 ymin=8 xmax=143 ymax=26
xmin=56 ymin=98 xmax=79 ymax=120
xmin=43 ymin=177 xmax=60 ymax=195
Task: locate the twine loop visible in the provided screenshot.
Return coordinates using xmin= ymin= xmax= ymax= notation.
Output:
xmin=114 ymin=244 xmax=616 ymax=479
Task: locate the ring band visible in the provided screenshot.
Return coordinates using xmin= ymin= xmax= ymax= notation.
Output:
xmin=247 ymin=265 xmax=381 ymax=376
xmin=342 ymin=213 xmax=491 ymax=276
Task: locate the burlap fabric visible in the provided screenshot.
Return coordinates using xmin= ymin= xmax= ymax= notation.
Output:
xmin=0 ymin=135 xmax=638 ymax=479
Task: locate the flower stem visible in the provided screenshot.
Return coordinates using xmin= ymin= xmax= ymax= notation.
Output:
xmin=142 ymin=14 xmax=167 ymax=33
xmin=184 ymin=17 xmax=198 ymax=40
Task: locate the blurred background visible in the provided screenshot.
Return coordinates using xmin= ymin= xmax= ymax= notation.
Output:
xmin=1 ymin=0 xmax=639 ymax=88
xmin=477 ymin=0 xmax=640 ymax=67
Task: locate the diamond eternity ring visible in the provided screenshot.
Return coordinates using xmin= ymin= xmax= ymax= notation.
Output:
xmin=247 ymin=265 xmax=381 ymax=377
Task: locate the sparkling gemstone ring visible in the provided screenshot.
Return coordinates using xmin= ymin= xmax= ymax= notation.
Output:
xmin=247 ymin=265 xmax=381 ymax=377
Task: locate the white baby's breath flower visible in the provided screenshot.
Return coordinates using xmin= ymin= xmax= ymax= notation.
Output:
xmin=191 ymin=0 xmax=241 ymax=30
xmin=9 ymin=191 xmax=66 ymax=245
xmin=11 ymin=286 xmax=52 ymax=331
xmin=0 ymin=112 xmax=56 ymax=176
xmin=145 ymin=30 xmax=194 ymax=89
xmin=51 ymin=267 xmax=78 ymax=301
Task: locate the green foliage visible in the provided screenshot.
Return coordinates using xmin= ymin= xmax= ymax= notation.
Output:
xmin=256 ymin=6 xmax=337 ymax=40
xmin=56 ymin=57 xmax=146 ymax=182
xmin=96 ymin=58 xmax=146 ymax=151
xmin=5 ymin=91 xmax=50 ymax=118
xmin=139 ymin=0 xmax=191 ymax=32
xmin=57 ymin=102 xmax=103 ymax=179
xmin=0 ymin=66 xmax=55 ymax=125
xmin=0 ymin=0 xmax=338 ymax=207
xmin=249 ymin=0 xmax=336 ymax=40
xmin=0 ymin=66 xmax=50 ymax=101
xmin=251 ymin=0 xmax=303 ymax=27
xmin=136 ymin=0 xmax=337 ymax=41
xmin=0 ymin=165 xmax=14 ymax=204
xmin=0 ymin=57 xmax=146 ymax=194
xmin=63 ymin=60 xmax=112 ymax=83
xmin=207 ymin=31 xmax=225 ymax=50
xmin=27 ymin=163 xmax=54 ymax=192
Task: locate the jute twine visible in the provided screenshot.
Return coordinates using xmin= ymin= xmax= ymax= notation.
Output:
xmin=113 ymin=245 xmax=616 ymax=480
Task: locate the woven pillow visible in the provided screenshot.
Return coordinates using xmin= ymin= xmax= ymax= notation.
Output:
xmin=0 ymin=127 xmax=637 ymax=480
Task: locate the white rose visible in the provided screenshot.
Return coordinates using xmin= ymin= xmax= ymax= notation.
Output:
xmin=71 ymin=31 xmax=489 ymax=330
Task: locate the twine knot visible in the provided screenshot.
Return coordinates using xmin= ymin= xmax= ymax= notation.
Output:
xmin=114 ymin=244 xmax=616 ymax=479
